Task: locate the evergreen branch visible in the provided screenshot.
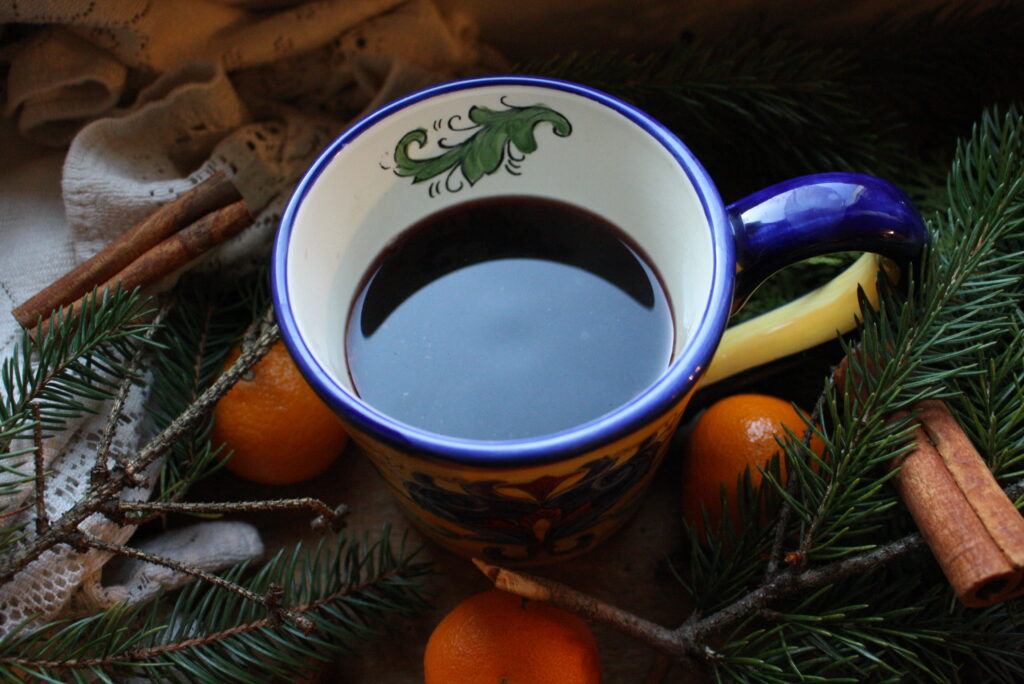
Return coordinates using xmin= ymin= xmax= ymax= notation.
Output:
xmin=149 ymin=274 xmax=269 ymax=502
xmin=676 ymin=532 xmax=929 ymax=660
xmin=846 ymin=2 xmax=1024 ymax=132
xmin=516 ymin=4 xmax=1024 ymax=227
xmin=0 ymin=288 xmax=154 ymax=555
xmin=675 ymin=106 xmax=1024 ymax=679
xmin=0 ymin=287 xmax=153 ymax=452
xmin=71 ymin=533 xmax=315 ymax=633
xmin=713 ymin=572 xmax=1024 ymax=682
xmin=474 ymin=529 xmax=927 ymax=662
xmin=793 ymin=105 xmax=1024 ymax=562
xmin=0 ymin=308 xmax=280 ymax=587
xmin=0 ymin=604 xmax=164 ymax=682
xmin=947 ymin=311 xmax=1024 ymax=480
xmin=480 ymin=476 xmax=1024 ymax=672
xmin=119 ymin=304 xmax=275 ymax=486
xmin=765 ymin=385 xmax=835 ymax=579
xmin=519 ymin=36 xmax=908 ymax=192
xmin=91 ymin=301 xmax=170 ymax=486
xmin=0 ymin=531 xmax=431 ymax=683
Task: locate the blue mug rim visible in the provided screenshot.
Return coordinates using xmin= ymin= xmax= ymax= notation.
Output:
xmin=271 ymin=75 xmax=734 ymax=467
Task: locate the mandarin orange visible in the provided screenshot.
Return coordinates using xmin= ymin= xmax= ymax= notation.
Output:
xmin=681 ymin=393 xmax=825 ymax=535
xmin=424 ymin=589 xmax=601 ymax=684
xmin=211 ymin=339 xmax=348 ymax=485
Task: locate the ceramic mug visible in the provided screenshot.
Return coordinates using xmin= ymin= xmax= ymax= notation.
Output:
xmin=272 ymin=76 xmax=927 ymax=564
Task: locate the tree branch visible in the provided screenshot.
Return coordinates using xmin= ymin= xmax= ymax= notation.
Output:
xmin=31 ymin=403 xmax=47 ymax=535
xmin=473 ymin=558 xmax=691 ymax=660
xmin=71 ymin=533 xmax=315 ymax=634
xmin=108 ymin=499 xmax=349 ymax=533
xmin=0 ymin=542 xmax=419 ymax=672
xmin=92 ymin=303 xmax=170 ymax=487
xmin=671 ymin=532 xmax=927 ymax=657
xmin=477 ymin=472 xmax=1024 ymax=663
xmin=767 ymin=377 xmax=836 ymax=578
xmin=0 ymin=310 xmax=279 ymax=587
xmin=121 ymin=313 xmax=278 ymax=482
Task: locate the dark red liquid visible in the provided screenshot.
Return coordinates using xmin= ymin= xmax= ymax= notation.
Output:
xmin=345 ymin=195 xmax=674 ymax=440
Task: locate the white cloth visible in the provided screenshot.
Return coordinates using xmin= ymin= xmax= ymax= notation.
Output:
xmin=85 ymin=521 xmax=265 ymax=608
xmin=0 ymin=0 xmax=501 ymax=637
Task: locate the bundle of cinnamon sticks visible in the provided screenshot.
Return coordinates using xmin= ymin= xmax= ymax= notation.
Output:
xmin=893 ymin=399 xmax=1024 ymax=607
xmin=12 ymin=171 xmax=253 ymax=332
xmin=834 ymin=351 xmax=1024 ymax=606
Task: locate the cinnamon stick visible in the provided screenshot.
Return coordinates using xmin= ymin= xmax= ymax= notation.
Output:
xmin=893 ymin=417 xmax=1018 ymax=606
xmin=893 ymin=403 xmax=1024 ymax=606
xmin=917 ymin=400 xmax=1024 ymax=588
xmin=917 ymin=401 xmax=1024 ymax=597
xmin=34 ymin=200 xmax=252 ymax=333
xmin=834 ymin=347 xmax=1024 ymax=606
xmin=12 ymin=171 xmax=241 ymax=328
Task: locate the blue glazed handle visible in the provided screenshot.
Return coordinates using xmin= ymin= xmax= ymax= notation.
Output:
xmin=727 ymin=172 xmax=929 ymax=308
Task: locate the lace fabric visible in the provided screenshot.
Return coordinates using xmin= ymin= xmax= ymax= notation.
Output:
xmin=0 ymin=0 xmax=502 ymax=637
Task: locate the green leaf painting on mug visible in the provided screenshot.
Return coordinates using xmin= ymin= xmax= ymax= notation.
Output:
xmin=392 ymin=101 xmax=572 ymax=195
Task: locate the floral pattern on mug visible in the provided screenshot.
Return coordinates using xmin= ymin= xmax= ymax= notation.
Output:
xmin=402 ymin=431 xmax=669 ymax=562
xmin=389 ymin=97 xmax=572 ymax=196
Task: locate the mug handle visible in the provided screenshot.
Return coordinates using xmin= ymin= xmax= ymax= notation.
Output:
xmin=700 ymin=172 xmax=928 ymax=387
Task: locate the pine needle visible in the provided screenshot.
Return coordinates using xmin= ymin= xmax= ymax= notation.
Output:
xmin=0 ymin=529 xmax=431 ymax=683
xmin=682 ymin=105 xmax=1024 ymax=682
xmin=148 ymin=271 xmax=270 ymax=502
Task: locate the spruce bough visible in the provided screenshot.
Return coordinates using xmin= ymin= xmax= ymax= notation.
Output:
xmin=2 ymin=10 xmax=1024 ymax=680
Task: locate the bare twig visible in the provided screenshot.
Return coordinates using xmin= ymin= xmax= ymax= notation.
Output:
xmin=475 ymin=478 xmax=1021 ymax=666
xmin=765 ymin=469 xmax=798 ymax=578
xmin=121 ymin=314 xmax=277 ymax=482
xmin=472 ymin=558 xmax=688 ymax=658
xmin=108 ymin=499 xmax=349 ymax=532
xmin=31 ymin=403 xmax=48 ymax=535
xmin=93 ymin=303 xmax=170 ymax=487
xmin=670 ymin=531 xmax=928 ymax=658
xmin=72 ymin=533 xmax=315 ymax=634
xmin=0 ymin=309 xmax=280 ymax=587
